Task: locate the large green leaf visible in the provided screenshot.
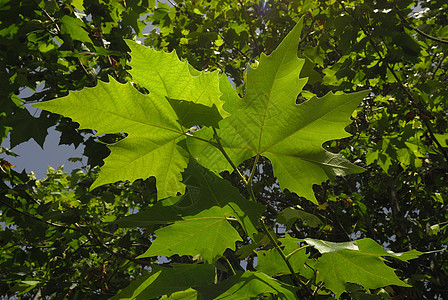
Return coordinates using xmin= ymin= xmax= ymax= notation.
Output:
xmin=188 ymin=18 xmax=366 ymax=203
xmin=196 ymin=271 xmax=297 ymax=299
xmin=111 ymin=263 xmax=214 ymax=300
xmin=306 ymin=238 xmax=421 ymax=298
xmin=33 ymin=79 xmax=188 ymax=199
xmin=118 ymin=162 xmax=264 ymax=262
xmin=126 ymin=40 xmax=228 ymax=119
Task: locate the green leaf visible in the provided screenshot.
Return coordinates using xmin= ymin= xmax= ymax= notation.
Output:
xmin=434 ymin=133 xmax=448 ymax=147
xmin=256 ymin=235 xmax=315 ymax=279
xmin=118 ymin=161 xmax=264 ymax=262
xmin=188 ymin=18 xmax=366 ymax=203
xmin=141 ymin=217 xmax=242 ymax=262
xmin=111 ymin=264 xmax=214 ymax=300
xmin=277 ymin=207 xmax=323 ymax=228
xmin=304 ymin=238 xmax=358 ymax=253
xmin=60 ymin=15 xmax=92 ymax=44
xmin=126 ymin=40 xmax=228 ymax=119
xmin=306 ymin=238 xmax=420 ymax=298
xmin=33 ymin=79 xmax=189 ymax=199
xmin=196 ymin=271 xmax=297 ymax=299
xmin=160 ymin=288 xmax=197 ymax=299
xmin=1 ymin=108 xmax=54 ymax=148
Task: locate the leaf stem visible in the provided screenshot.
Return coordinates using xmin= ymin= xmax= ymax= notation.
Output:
xmin=222 ymin=255 xmax=237 ymax=276
xmin=260 ymin=217 xmax=313 ymax=296
xmin=285 ymin=245 xmax=309 ymax=260
xmin=212 ymin=128 xmax=248 ymax=185
xmin=246 ymin=154 xmax=260 ymax=202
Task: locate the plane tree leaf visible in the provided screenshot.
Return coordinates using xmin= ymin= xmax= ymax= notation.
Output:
xmin=117 ymin=161 xmax=264 ymax=262
xmin=306 ymin=238 xmax=421 ymax=298
xmin=32 ymin=79 xmax=189 ymax=199
xmin=111 ymin=263 xmax=214 ymax=300
xmin=188 ymin=18 xmax=366 ymax=203
xmin=196 ymin=271 xmax=297 ymax=300
xmin=277 ymin=207 xmax=323 ymax=229
xmin=256 ymin=235 xmax=315 ymax=279
xmin=126 ymin=40 xmax=228 ymax=119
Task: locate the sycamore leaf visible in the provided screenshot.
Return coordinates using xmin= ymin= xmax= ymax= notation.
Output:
xmin=32 ymin=79 xmax=189 ymax=199
xmin=160 ymin=288 xmax=197 ymax=299
xmin=188 ymin=18 xmax=366 ymax=203
xmin=1 ymin=108 xmax=54 ymax=148
xmin=278 ymin=207 xmax=323 ymax=228
xmin=60 ymin=15 xmax=92 ymax=44
xmin=117 ymin=161 xmax=264 ymax=262
xmin=306 ymin=238 xmax=421 ymax=298
xmin=256 ymin=235 xmax=315 ymax=279
xmin=111 ymin=264 xmax=214 ymax=300
xmin=304 ymin=238 xmax=358 ymax=253
xmin=141 ymin=216 xmax=241 ymax=262
xmin=126 ymin=40 xmax=228 ymax=119
xmin=196 ymin=271 xmax=297 ymax=299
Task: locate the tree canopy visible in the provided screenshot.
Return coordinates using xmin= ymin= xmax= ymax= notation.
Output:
xmin=1 ymin=0 xmax=448 ymax=299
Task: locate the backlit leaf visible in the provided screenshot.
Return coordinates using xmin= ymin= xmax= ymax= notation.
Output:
xmin=306 ymin=238 xmax=421 ymax=298
xmin=33 ymin=79 xmax=188 ymax=199
xmin=118 ymin=161 xmax=264 ymax=262
xmin=188 ymin=18 xmax=366 ymax=203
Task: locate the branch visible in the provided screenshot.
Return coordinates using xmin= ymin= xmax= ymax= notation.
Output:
xmin=85 ymin=225 xmax=153 ymax=266
xmin=393 ymin=5 xmax=448 ymax=45
xmin=0 ymin=198 xmax=79 ymax=232
xmin=411 ymin=25 xmax=448 ymax=45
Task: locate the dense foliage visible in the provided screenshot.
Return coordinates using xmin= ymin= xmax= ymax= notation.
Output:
xmin=1 ymin=0 xmax=448 ymax=299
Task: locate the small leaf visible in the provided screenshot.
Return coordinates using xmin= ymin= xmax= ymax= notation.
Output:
xmin=278 ymin=207 xmax=323 ymax=228
xmin=60 ymin=15 xmax=92 ymax=44
xmin=305 ymin=238 xmax=358 ymax=253
xmin=256 ymin=235 xmax=315 ymax=279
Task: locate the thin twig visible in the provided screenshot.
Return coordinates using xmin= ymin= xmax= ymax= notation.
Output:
xmin=222 ymin=255 xmax=236 ymax=276
xmin=432 ymin=51 xmax=447 ymax=80
xmin=285 ymin=245 xmax=309 ymax=260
